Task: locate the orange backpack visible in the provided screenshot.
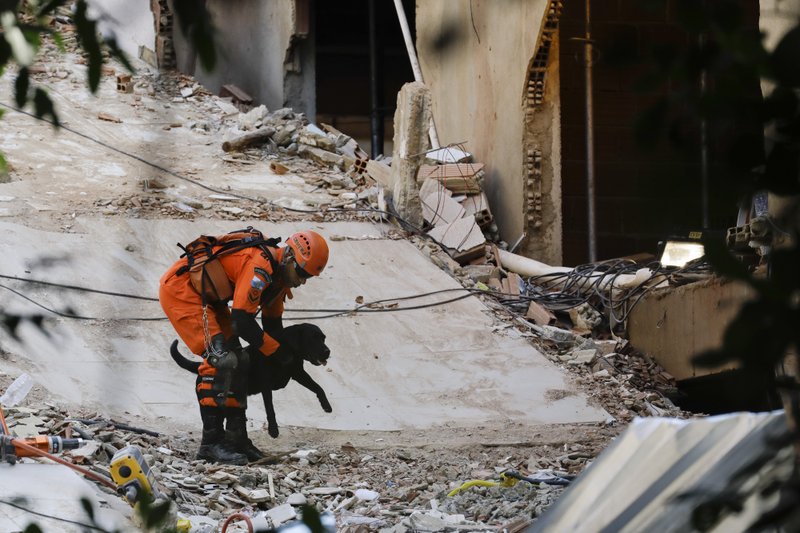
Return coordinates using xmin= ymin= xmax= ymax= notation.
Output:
xmin=175 ymin=227 xmax=280 ymax=303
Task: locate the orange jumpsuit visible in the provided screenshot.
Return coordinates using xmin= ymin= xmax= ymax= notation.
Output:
xmin=159 ymin=245 xmax=292 ymax=408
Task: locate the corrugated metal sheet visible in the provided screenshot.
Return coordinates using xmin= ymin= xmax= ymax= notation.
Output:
xmin=531 ymin=411 xmax=796 ymax=532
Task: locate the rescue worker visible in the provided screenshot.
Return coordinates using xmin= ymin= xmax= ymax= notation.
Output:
xmin=159 ymin=229 xmax=329 ymax=465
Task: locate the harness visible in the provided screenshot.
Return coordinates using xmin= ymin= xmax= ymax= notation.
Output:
xmin=174 ymin=227 xmax=282 ymax=357
xmin=175 ymin=226 xmax=280 ymax=303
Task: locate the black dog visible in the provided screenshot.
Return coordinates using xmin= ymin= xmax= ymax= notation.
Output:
xmin=170 ymin=323 xmax=332 ymax=438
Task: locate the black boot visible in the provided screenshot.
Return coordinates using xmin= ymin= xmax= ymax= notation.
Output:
xmin=226 ymin=408 xmax=266 ymax=463
xmin=197 ymin=406 xmax=247 ymax=465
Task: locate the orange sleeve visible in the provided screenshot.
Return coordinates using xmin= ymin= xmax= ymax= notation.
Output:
xmin=258 ymin=332 xmax=280 ymax=357
xmin=231 ymin=254 xmax=274 ymax=314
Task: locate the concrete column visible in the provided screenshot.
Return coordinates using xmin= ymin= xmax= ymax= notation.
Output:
xmin=391 ymin=81 xmax=431 ymax=229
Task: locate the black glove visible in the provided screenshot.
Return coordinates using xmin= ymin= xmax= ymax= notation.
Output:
xmin=207 ymin=350 xmax=237 ymax=371
xmin=262 ymin=316 xmax=283 ymax=337
xmin=205 ymin=335 xmax=237 ymax=407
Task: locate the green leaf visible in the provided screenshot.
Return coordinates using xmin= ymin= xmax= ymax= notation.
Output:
xmin=301 ymin=505 xmax=324 ymax=533
xmin=769 ymin=26 xmax=800 ymax=88
xmin=32 ymin=87 xmax=59 ymax=127
xmin=2 ymin=10 xmax=37 ymax=65
xmin=51 ymin=31 xmax=66 ymax=53
xmin=73 ymin=0 xmax=103 ymax=92
xmin=693 ymin=300 xmax=796 ymax=371
xmin=14 ymin=67 xmax=29 ymax=107
xmin=173 ymin=0 xmax=216 ymax=72
xmin=37 ymin=0 xmax=68 ymax=17
xmin=105 ymin=36 xmax=134 ymax=74
xmin=701 ymin=237 xmax=754 ymax=285
xmin=141 ymin=498 xmax=172 ymax=527
xmin=0 ymin=34 xmax=11 ymax=66
xmin=80 ymin=497 xmax=95 ymax=520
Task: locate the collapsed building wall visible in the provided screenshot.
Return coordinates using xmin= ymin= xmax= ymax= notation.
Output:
xmin=416 ymin=0 xmax=562 ymax=264
xmin=520 ymin=1 xmax=564 ymax=264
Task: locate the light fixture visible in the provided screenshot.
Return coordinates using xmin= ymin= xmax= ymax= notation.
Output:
xmin=659 ymin=240 xmax=705 ymax=268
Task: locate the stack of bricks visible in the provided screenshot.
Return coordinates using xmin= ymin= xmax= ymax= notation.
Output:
xmin=151 ymin=0 xmax=176 ymax=69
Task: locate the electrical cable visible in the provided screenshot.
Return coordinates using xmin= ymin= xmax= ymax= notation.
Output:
xmin=221 ymin=512 xmax=254 ymax=533
xmin=0 ymin=498 xmax=107 ymax=531
xmin=0 ymin=283 xmax=165 ymax=321
xmin=0 ymin=277 xmax=495 ymax=322
xmin=0 ymin=274 xmax=159 ymax=302
xmin=0 ymin=101 xmax=446 ymax=250
xmin=286 ymin=290 xmax=479 ymax=320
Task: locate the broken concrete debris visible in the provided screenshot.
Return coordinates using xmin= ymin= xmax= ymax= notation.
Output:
xmin=2 ymin=20 xmax=715 ymax=533
xmin=0 ymin=400 xmax=597 ymax=532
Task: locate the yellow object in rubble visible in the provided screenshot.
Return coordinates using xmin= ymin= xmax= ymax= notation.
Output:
xmin=110 ymin=445 xmax=161 ymax=505
xmin=446 ymin=473 xmax=519 ymax=497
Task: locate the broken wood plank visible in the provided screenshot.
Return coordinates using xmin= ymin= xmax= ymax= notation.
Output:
xmin=97 ymin=112 xmax=122 ymax=123
xmin=220 ymin=84 xmax=253 ymax=105
xmin=222 ymin=127 xmax=276 ymax=152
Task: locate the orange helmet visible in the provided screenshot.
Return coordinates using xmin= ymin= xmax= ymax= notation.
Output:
xmin=286 ymin=230 xmax=329 ymax=277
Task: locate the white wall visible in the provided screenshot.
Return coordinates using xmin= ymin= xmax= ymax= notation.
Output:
xmin=195 ymin=0 xmax=294 ymax=111
xmin=88 ymin=0 xmax=156 ymax=66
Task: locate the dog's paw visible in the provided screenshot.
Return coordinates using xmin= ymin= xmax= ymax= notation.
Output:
xmin=268 ymin=424 xmax=279 ymax=438
xmin=319 ymin=395 xmax=333 ymax=413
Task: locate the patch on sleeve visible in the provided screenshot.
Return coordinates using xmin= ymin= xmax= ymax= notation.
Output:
xmin=254 ymin=267 xmax=272 ymax=284
xmin=250 ymin=275 xmax=266 ymax=291
xmin=248 ymin=274 xmax=266 ymax=303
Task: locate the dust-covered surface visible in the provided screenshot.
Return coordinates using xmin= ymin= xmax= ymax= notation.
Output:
xmin=0 ymin=21 xmax=699 ymax=532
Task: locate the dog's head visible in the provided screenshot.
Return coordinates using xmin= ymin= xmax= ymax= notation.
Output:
xmin=283 ymin=323 xmax=330 ymax=366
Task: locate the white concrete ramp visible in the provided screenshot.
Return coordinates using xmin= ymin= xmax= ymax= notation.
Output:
xmin=0 ymin=218 xmax=607 ymax=434
xmin=0 ymin=463 xmax=132 ymax=532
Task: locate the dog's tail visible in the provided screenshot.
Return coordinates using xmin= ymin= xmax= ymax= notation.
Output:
xmin=170 ymin=340 xmax=201 ymax=374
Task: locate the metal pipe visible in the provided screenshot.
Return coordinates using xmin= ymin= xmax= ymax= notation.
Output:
xmin=585 ymin=0 xmax=597 ymax=262
xmin=699 ymin=33 xmax=710 ymax=229
xmin=392 ymin=0 xmax=440 ymax=149
xmin=368 ymin=0 xmax=384 ymax=158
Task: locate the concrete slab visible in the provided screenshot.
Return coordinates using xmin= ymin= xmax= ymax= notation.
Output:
xmin=0 ymin=217 xmax=607 ymax=430
xmin=0 ymin=218 xmax=607 ymax=434
xmin=0 ymin=463 xmax=132 ymax=532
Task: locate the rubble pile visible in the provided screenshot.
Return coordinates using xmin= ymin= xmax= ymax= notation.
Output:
xmin=3 ymin=18 xmax=704 ymax=533
xmin=1 ymin=397 xmax=605 ymax=532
